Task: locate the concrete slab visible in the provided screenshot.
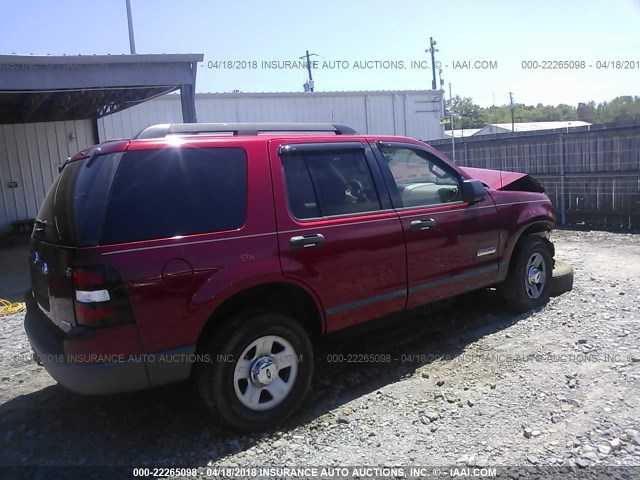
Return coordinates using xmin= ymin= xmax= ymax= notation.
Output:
xmin=0 ymin=237 xmax=31 ymax=302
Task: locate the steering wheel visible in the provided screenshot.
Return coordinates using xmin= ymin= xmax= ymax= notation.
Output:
xmin=345 ymin=180 xmax=368 ymax=201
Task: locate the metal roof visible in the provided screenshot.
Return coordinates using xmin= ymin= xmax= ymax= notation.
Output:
xmin=444 ymin=128 xmax=482 ymax=138
xmin=0 ymin=54 xmax=203 ymax=124
xmin=482 ymin=121 xmax=592 ymax=133
xmin=172 ymin=89 xmax=443 ymax=98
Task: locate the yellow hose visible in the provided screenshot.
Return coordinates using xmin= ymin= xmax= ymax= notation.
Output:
xmin=0 ymin=299 xmax=26 ymax=316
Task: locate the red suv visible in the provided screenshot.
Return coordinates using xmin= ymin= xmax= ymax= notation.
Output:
xmin=25 ymin=123 xmax=558 ymax=431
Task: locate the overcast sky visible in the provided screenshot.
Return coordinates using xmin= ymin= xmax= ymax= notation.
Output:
xmin=1 ymin=0 xmax=639 ymax=107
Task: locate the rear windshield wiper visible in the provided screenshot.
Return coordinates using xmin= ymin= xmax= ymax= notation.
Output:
xmin=34 ymin=219 xmax=48 ymax=233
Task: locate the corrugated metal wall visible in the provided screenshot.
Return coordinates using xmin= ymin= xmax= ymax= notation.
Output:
xmin=98 ymin=91 xmax=445 ymax=142
xmin=0 ymin=120 xmax=95 ymax=233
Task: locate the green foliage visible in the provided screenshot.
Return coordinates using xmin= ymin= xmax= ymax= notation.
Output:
xmin=444 ymin=95 xmax=640 ymax=130
xmin=444 ymin=96 xmax=485 ymax=128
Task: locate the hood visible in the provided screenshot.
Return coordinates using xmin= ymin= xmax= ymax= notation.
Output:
xmin=460 ymin=167 xmax=544 ymax=193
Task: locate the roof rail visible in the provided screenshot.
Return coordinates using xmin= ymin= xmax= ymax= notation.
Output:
xmin=134 ymin=123 xmax=357 ymax=139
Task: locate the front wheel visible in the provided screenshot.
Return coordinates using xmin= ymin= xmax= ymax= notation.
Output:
xmin=196 ymin=311 xmax=313 ymax=432
xmin=500 ymin=236 xmax=552 ymax=312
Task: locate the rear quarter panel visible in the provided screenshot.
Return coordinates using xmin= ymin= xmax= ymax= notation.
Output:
xmin=75 ymin=138 xmax=292 ymax=354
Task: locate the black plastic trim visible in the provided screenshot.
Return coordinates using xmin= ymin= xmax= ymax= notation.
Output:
xmin=325 ymin=288 xmax=407 ymax=315
xmin=408 ymin=265 xmax=499 ymax=294
xmin=24 ymin=297 xmax=150 ymax=395
xmin=279 ymin=142 xmax=364 ymax=155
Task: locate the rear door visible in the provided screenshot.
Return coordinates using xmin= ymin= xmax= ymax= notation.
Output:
xmin=269 ymin=139 xmax=406 ymax=333
xmin=372 ymin=142 xmax=501 ymax=308
xmin=30 ymin=152 xmax=122 ymax=330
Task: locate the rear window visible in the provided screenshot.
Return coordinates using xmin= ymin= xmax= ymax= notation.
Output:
xmin=35 ymin=153 xmax=121 ymax=247
xmin=100 ymin=147 xmax=247 ymax=245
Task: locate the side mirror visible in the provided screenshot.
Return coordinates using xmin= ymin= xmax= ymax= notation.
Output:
xmin=461 ymin=179 xmax=487 ymax=204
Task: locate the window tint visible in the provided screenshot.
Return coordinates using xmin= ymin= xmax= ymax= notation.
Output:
xmin=379 ymin=146 xmax=461 ymax=208
xmin=101 ymin=148 xmax=247 ymax=245
xmin=35 ymin=153 xmax=121 ymax=247
xmin=282 ymin=149 xmax=381 ymax=219
xmin=281 ymin=156 xmax=321 ymax=219
xmin=35 ymin=160 xmax=80 ymax=246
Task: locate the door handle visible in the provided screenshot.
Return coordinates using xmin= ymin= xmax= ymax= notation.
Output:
xmin=410 ymin=219 xmax=437 ymax=231
xmin=289 ymin=234 xmax=325 ymax=249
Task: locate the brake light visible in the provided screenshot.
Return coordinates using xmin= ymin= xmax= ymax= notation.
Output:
xmin=73 ymin=266 xmax=133 ymax=328
xmin=73 ymin=269 xmax=104 ymax=289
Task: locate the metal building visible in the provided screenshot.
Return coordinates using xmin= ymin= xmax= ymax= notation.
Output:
xmin=0 ymin=53 xmax=202 ymax=234
xmin=1 ymin=86 xmax=443 ymax=234
xmin=98 ymin=90 xmax=445 ymax=142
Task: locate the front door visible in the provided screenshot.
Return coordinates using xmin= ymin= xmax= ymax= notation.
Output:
xmin=372 ymin=142 xmax=501 ymax=309
xmin=269 ymin=139 xmax=407 ymax=333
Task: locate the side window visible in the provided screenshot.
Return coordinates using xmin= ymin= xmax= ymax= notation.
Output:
xmin=380 ymin=146 xmax=461 ymax=208
xmin=281 ymin=148 xmax=382 ymax=219
xmin=100 ymin=147 xmax=247 ymax=245
xmin=281 ymin=155 xmax=321 ymax=219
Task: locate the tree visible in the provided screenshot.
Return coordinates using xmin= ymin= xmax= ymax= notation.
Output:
xmin=445 ymin=95 xmax=640 ymax=130
xmin=577 ymin=102 xmax=596 ymax=122
xmin=444 ymin=96 xmax=485 ymax=129
xmin=605 ymin=96 xmax=640 ymax=124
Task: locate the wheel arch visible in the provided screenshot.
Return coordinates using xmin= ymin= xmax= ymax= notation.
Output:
xmin=195 ymin=281 xmax=324 ymax=356
xmin=502 ymin=220 xmax=555 ymax=276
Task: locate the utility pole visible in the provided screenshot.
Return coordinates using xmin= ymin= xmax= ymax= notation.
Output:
xmin=426 ymin=37 xmax=438 ymax=90
xmin=299 ymin=50 xmax=318 ymax=92
xmin=449 ymin=82 xmax=455 ymax=162
xmin=125 ymin=0 xmax=136 ymax=54
xmin=438 ymin=67 xmax=444 ymax=122
xmin=509 ymin=92 xmax=515 ymax=133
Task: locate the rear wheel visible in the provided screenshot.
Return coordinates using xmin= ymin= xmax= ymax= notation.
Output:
xmin=196 ymin=311 xmax=313 ymax=432
xmin=501 ymin=236 xmax=552 ymax=312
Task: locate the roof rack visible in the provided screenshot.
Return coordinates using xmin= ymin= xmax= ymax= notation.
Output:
xmin=135 ymin=123 xmax=357 ymax=139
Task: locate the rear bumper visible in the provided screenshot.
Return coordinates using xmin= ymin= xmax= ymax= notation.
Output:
xmin=24 ymin=292 xmax=150 ymax=395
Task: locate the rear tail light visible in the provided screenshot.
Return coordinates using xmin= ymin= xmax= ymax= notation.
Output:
xmin=73 ymin=266 xmax=134 ymax=328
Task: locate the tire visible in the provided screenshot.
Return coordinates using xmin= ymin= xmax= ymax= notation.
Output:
xmin=196 ymin=310 xmax=313 ymax=432
xmin=500 ymin=236 xmax=553 ymax=313
xmin=550 ymin=260 xmax=574 ymax=297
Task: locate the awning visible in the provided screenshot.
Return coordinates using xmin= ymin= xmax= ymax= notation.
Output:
xmin=0 ymin=53 xmax=203 ymax=124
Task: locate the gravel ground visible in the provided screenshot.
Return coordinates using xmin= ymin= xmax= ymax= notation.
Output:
xmin=1 ymin=229 xmax=639 ymax=477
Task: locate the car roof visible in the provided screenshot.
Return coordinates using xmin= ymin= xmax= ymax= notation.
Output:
xmin=68 ymin=124 xmax=432 ymax=164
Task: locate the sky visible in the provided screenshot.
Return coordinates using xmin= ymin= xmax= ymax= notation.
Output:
xmin=1 ymin=0 xmax=639 ymax=107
